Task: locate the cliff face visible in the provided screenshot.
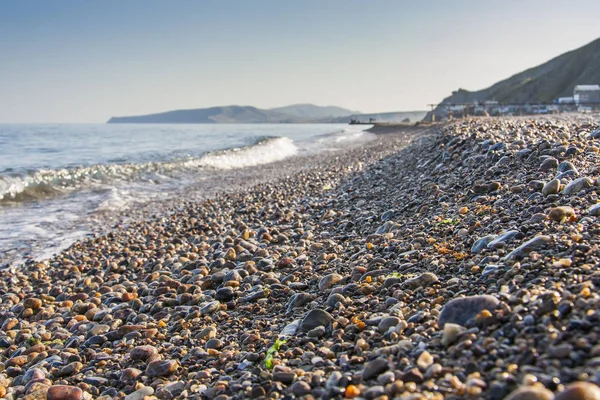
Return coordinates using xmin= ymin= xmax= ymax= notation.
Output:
xmin=431 ymin=37 xmax=600 ymax=116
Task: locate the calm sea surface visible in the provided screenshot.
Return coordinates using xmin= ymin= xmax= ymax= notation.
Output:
xmin=0 ymin=123 xmax=373 ymax=265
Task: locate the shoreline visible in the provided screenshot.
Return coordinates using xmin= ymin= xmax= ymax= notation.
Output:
xmin=2 ymin=118 xmax=600 ymax=399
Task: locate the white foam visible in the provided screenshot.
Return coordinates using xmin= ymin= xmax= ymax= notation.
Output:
xmin=197 ymin=137 xmax=298 ymax=170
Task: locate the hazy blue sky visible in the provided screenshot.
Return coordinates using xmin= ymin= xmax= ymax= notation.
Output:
xmin=1 ymin=0 xmax=599 ymax=122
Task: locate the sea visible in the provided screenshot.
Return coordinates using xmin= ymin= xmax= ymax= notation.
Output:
xmin=0 ymin=123 xmax=374 ymax=265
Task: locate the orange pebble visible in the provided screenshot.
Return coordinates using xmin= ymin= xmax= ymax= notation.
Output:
xmin=122 ymin=292 xmax=137 ymax=301
xmin=345 ymin=385 xmax=360 ymax=398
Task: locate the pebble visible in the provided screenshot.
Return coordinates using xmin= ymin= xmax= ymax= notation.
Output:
xmin=589 ymin=203 xmax=600 ymax=216
xmin=46 ymin=385 xmax=84 ymax=400
xmin=378 ymin=316 xmax=400 ymax=333
xmin=124 ymin=386 xmax=155 ymax=400
xmin=563 ymin=177 xmax=593 ymax=195
xmin=487 ymin=230 xmax=519 ymax=249
xmin=471 ymin=235 xmax=497 ymax=253
xmin=300 ymin=309 xmax=332 ymax=332
xmin=404 ymin=272 xmax=438 ymax=289
xmin=542 ymin=179 xmax=561 ymax=196
xmin=549 ymin=343 xmax=573 ymax=359
xmin=441 ymin=323 xmax=467 ymax=346
xmin=504 ymin=235 xmax=552 ymax=260
xmin=539 ymin=157 xmax=559 ymax=171
xmin=273 ymin=371 xmax=296 ymax=384
xmin=362 ymin=358 xmax=389 ymax=381
xmin=130 ymin=345 xmax=158 ymax=361
xmin=146 ymin=359 xmax=178 ymax=377
xmin=318 ymin=273 xmax=342 ymax=291
xmin=438 ymin=295 xmax=500 ymax=327
xmin=548 ymin=206 xmax=576 ymax=222
xmin=291 ymin=381 xmax=312 ymax=396
xmin=416 ymin=351 xmax=434 ymax=370
xmin=555 ymin=382 xmax=600 ymax=400
xmin=196 ymin=326 xmax=217 ymax=340
xmin=326 ymin=293 xmax=347 ymax=307
xmin=23 ymin=298 xmax=43 ymax=310
xmin=504 ymin=386 xmax=554 ymax=400
xmin=156 ymin=381 xmax=185 ymax=399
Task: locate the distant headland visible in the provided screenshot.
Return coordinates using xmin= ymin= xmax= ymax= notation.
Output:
xmin=107 ymin=104 xmax=427 ymax=124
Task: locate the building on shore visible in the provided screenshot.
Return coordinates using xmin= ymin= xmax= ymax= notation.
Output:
xmin=558 ymin=97 xmax=575 ymax=104
xmin=573 ymin=85 xmax=600 ymax=105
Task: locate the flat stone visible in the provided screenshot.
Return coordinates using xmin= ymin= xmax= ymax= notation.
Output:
xmin=404 ymin=272 xmax=438 ymax=289
xmin=273 ymin=371 xmax=296 ymax=384
xmin=23 ymin=298 xmax=43 ymax=310
xmin=549 ymin=343 xmax=573 ymax=359
xmin=402 ymin=368 xmax=424 ymax=383
xmin=589 ymin=204 xmax=600 ymax=217
xmin=504 ymin=386 xmax=554 ymax=400
xmin=206 ymin=338 xmax=223 ymax=349
xmin=124 ymin=386 xmax=154 ymax=400
xmin=378 ymin=316 xmax=400 ymax=333
xmin=416 ymin=351 xmax=433 ymax=370
xmin=146 ymin=359 xmax=178 ymax=377
xmin=362 ymin=357 xmax=389 ymax=381
xmin=300 ymin=309 xmax=332 ymax=332
xmin=438 ymin=295 xmax=500 ymax=328
xmin=471 ymin=235 xmax=497 ymax=253
xmin=307 ymin=326 xmax=326 ymax=338
xmin=200 ymin=301 xmax=221 ymax=315
xmin=504 ymin=235 xmax=552 ymax=260
xmin=487 ymin=230 xmax=519 ymax=249
xmin=441 ymin=323 xmax=466 ymax=346
xmin=196 ymin=326 xmax=217 ymax=340
xmin=563 ymin=177 xmax=593 ymax=195
xmin=548 ymin=206 xmax=576 ymax=222
xmin=318 ymin=273 xmax=342 ymax=291
xmin=120 ymin=368 xmax=143 ymax=382
xmin=326 ymin=293 xmax=347 ymax=307
xmin=46 ymin=385 xmax=84 ymax=400
xmin=555 ymin=382 xmax=600 ymax=400
xmin=156 ymin=381 xmax=185 ymax=399
xmin=290 ymin=381 xmax=311 ymax=396
xmin=539 ymin=157 xmax=559 ymax=171
xmin=286 ymin=293 xmax=315 ymax=314
xmin=130 ymin=345 xmax=159 ymax=361
xmin=542 ymin=179 xmax=561 ymax=196
xmin=56 ymin=362 xmax=83 ymax=377
xmin=215 ymin=287 xmax=234 ymax=301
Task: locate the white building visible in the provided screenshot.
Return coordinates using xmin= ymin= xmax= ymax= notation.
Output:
xmin=573 ymin=85 xmax=600 ymax=105
xmin=558 ymin=97 xmax=574 ymax=104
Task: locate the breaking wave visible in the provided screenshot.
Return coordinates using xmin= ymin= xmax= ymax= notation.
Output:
xmin=0 ymin=136 xmax=297 ymax=203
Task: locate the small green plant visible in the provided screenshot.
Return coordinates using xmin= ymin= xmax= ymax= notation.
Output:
xmin=26 ymin=336 xmax=41 ymax=346
xmin=439 ymin=218 xmax=460 ymax=225
xmin=264 ymin=338 xmax=287 ymax=370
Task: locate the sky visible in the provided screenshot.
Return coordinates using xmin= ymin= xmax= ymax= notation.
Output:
xmin=0 ymin=0 xmax=599 ymax=123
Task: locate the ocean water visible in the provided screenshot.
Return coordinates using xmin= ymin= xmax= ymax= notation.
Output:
xmin=0 ymin=123 xmax=374 ymax=265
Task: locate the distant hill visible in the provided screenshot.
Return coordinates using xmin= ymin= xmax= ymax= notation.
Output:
xmin=430 ymin=36 xmax=600 ymax=117
xmin=107 ymin=104 xmax=358 ymax=124
xmin=269 ymin=104 xmax=358 ymax=120
xmin=330 ymin=111 xmax=428 ymax=124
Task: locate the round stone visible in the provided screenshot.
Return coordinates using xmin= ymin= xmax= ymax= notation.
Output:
xmin=555 ymin=382 xmax=600 ymax=400
xmin=438 ymin=295 xmax=500 ymax=328
xmin=300 ymin=309 xmax=332 ymax=332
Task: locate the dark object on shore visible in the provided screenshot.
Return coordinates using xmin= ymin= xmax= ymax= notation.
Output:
xmin=438 ymin=295 xmax=500 ymax=328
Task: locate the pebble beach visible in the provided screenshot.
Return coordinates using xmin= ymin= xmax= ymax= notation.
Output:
xmin=2 ymin=116 xmax=600 ymax=400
